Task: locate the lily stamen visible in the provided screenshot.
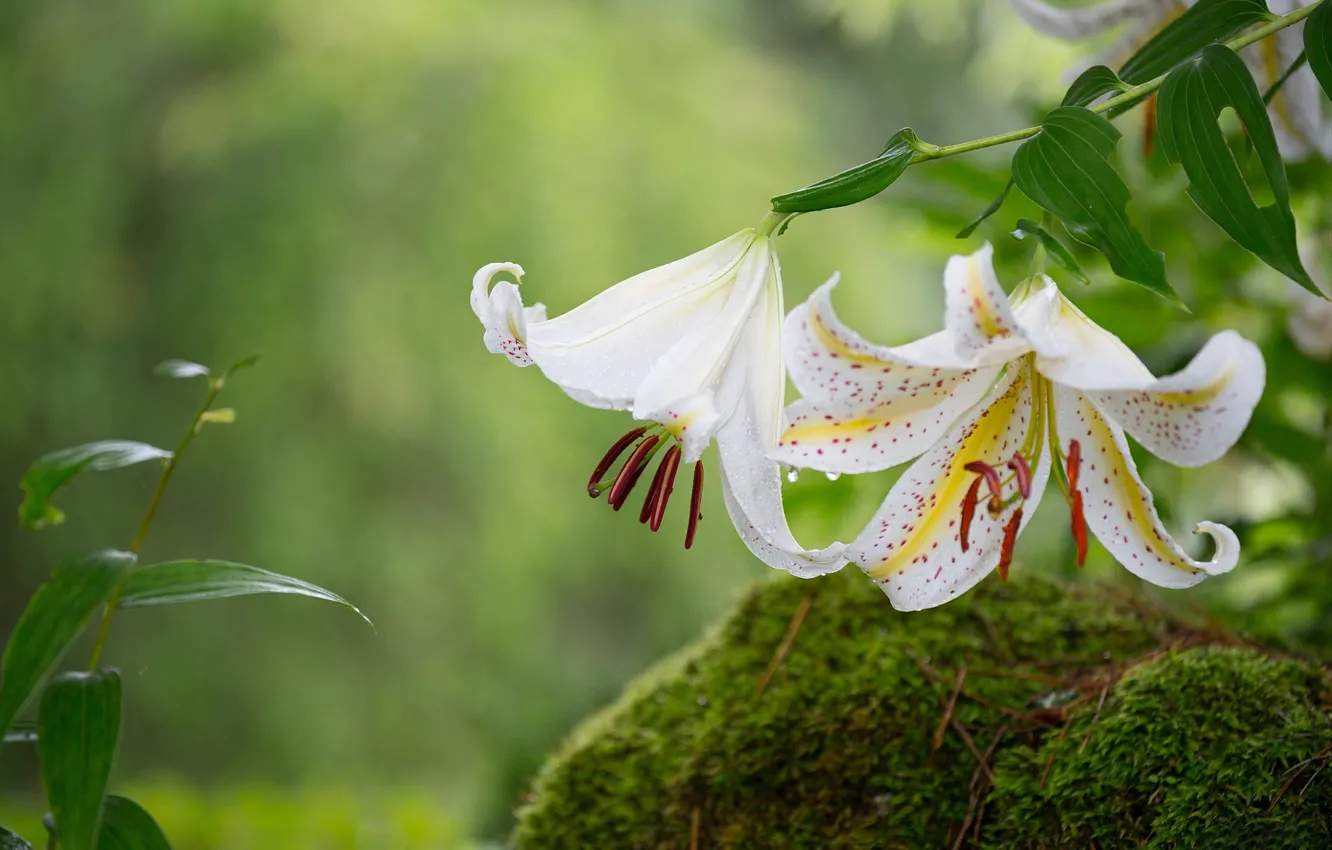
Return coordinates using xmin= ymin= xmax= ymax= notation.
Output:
xmin=959 ymin=476 xmax=984 ymax=553
xmin=964 ymin=460 xmax=1006 ymax=515
xmin=607 ymin=434 xmax=660 ymax=510
xmin=649 ymin=446 xmax=683 ymax=532
xmin=639 ymin=450 xmax=673 ymax=524
xmin=588 ymin=426 xmax=650 ymax=497
xmin=997 ymin=506 xmax=1023 ymax=583
xmin=685 ymin=463 xmax=704 ymax=550
xmin=1065 ymin=439 xmax=1088 ymax=567
xmin=1007 ymin=453 xmax=1032 ymax=500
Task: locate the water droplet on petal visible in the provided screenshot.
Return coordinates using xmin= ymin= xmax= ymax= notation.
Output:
xmin=825 ymin=471 xmax=841 ymax=482
xmin=786 ymin=468 xmax=800 ymax=483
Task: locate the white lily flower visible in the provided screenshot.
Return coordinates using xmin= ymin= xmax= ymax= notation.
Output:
xmin=472 ymin=222 xmax=847 ymax=577
xmin=775 ymin=244 xmax=1265 ymax=610
xmin=1288 ymin=238 xmax=1332 ymax=359
xmin=1012 ymin=0 xmax=1332 ymax=160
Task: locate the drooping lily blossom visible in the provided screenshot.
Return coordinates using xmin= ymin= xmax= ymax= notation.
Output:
xmin=472 ymin=224 xmax=847 ymax=577
xmin=1011 ymin=0 xmax=1332 ymax=160
xmin=775 ymin=244 xmax=1265 ymax=610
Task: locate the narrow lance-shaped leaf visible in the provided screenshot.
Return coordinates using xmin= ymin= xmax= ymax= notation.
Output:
xmin=1118 ymin=0 xmax=1273 ymax=85
xmin=1011 ymin=106 xmax=1175 ymax=301
xmin=0 ymin=827 xmax=33 ymax=850
xmin=152 ymin=360 xmax=209 ymax=380
xmin=120 ymin=560 xmax=373 ymax=628
xmin=0 ymin=551 xmax=133 ymax=742
xmin=771 ymin=129 xmax=918 ymax=213
xmin=1013 ymin=218 xmax=1090 ymax=284
xmin=956 ymin=179 xmax=1013 ymax=239
xmin=1062 ymin=65 xmax=1128 ymax=107
xmin=39 ymin=670 xmax=122 ymax=850
xmin=19 ymin=442 xmax=171 ymax=530
xmin=98 ymin=797 xmax=172 ymax=850
xmin=3 ymin=719 xmax=37 ymax=744
xmin=1306 ymin=0 xmax=1332 ymax=101
xmin=1157 ymin=44 xmax=1315 ymax=291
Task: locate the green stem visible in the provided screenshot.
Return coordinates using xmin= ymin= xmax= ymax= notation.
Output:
xmin=87 ymin=378 xmax=223 ymax=670
xmin=757 ymin=211 xmax=796 ymax=237
xmin=907 ymin=0 xmax=1323 ymax=166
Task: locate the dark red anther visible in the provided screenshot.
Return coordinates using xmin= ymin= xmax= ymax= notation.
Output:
xmin=959 ymin=476 xmax=983 ymax=553
xmin=1007 ymin=454 xmax=1032 ymax=500
xmin=607 ymin=434 xmax=659 ymax=510
xmin=588 ymin=426 xmax=648 ymax=497
xmin=685 ymin=461 xmax=704 ymax=549
xmin=965 ymin=460 xmax=1005 ymax=515
xmin=649 ymin=446 xmax=682 ymax=532
xmin=997 ymin=506 xmax=1023 ymax=583
xmin=1067 ymin=439 xmax=1082 ymax=489
xmin=639 ymin=451 xmax=672 ymax=524
xmin=1070 ymin=492 xmax=1088 ymax=568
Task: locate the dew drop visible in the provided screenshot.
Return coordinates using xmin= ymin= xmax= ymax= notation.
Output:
xmin=786 ymin=468 xmax=800 ymax=483
xmin=825 ymin=471 xmax=842 ymax=482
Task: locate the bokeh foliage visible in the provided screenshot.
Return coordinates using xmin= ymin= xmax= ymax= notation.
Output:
xmin=2 ymin=0 xmax=1329 ymax=841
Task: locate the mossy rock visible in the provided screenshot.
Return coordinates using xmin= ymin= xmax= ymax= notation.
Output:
xmin=512 ymin=571 xmax=1332 ymax=849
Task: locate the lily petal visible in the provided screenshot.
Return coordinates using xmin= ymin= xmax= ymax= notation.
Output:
xmin=1021 ymin=278 xmax=1155 ymax=390
xmin=776 ymin=274 xmax=1000 ymax=473
xmin=632 ymin=239 xmax=772 ymax=460
xmin=522 ymin=231 xmax=757 ymax=408
xmin=1092 ymin=331 xmax=1265 ymax=467
xmin=943 ymin=244 xmax=1033 ymax=365
xmin=1252 ymin=5 xmax=1332 ymax=160
xmin=472 ymin=263 xmax=547 ymax=366
xmin=1054 ymin=386 xmax=1239 ymax=588
xmin=848 ymin=367 xmax=1050 ymax=611
xmin=715 ymin=258 xmax=848 ymax=578
xmin=1010 ymin=0 xmax=1155 ymax=39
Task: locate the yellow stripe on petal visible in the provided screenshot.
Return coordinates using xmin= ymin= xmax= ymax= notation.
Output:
xmin=864 ymin=368 xmax=1030 ymax=581
xmin=847 ymin=362 xmax=1052 ymax=612
xmin=1056 ymin=387 xmax=1238 ymax=588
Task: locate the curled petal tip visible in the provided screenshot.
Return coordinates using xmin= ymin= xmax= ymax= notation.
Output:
xmin=1192 ymin=521 xmax=1240 ymax=576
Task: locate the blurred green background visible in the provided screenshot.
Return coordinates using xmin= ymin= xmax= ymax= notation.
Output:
xmin=2 ymin=0 xmax=1329 ymax=846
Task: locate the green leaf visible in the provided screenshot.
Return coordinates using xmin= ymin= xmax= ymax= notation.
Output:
xmin=1306 ymin=0 xmax=1332 ymax=101
xmin=771 ymin=129 xmax=917 ymax=213
xmin=18 ymin=442 xmax=171 ymax=530
xmin=39 ymin=670 xmax=122 ymax=850
xmin=0 ymin=551 xmax=132 ymax=743
xmin=0 ymin=826 xmax=33 ymax=850
xmin=1157 ymin=44 xmax=1316 ymax=291
xmin=97 ymin=797 xmax=172 ymax=850
xmin=1118 ymin=0 xmax=1272 ymax=85
xmin=1062 ymin=65 xmax=1127 ymax=107
xmin=151 ymin=360 xmax=209 ymax=380
xmin=1013 ymin=218 xmax=1091 ymax=284
xmin=956 ymin=179 xmax=1013 ymax=238
xmin=1011 ymin=107 xmax=1175 ymax=301
xmin=4 ymin=719 xmax=37 ymax=744
xmin=120 ymin=560 xmax=372 ymax=628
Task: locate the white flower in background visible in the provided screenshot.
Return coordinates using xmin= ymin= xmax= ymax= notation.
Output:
xmin=472 ymin=222 xmax=847 ymax=577
xmin=774 ymin=244 xmax=1265 ymax=610
xmin=1288 ymin=239 xmax=1332 ymax=359
xmin=1011 ymin=0 xmax=1332 ymax=160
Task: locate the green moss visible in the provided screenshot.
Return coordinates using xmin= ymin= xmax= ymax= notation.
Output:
xmin=512 ymin=572 xmax=1332 ymax=849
